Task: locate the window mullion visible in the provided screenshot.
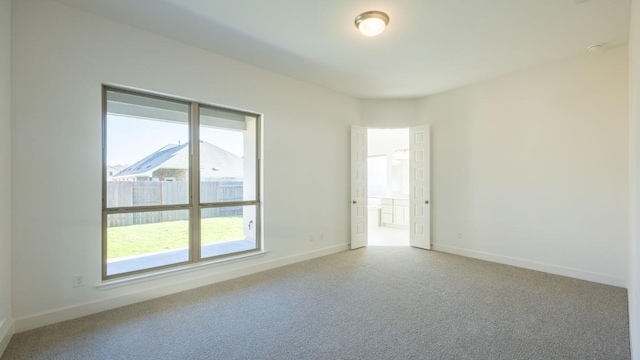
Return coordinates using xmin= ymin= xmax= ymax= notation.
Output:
xmin=190 ymin=103 xmax=201 ymax=263
xmin=101 ymin=87 xmax=108 ymax=279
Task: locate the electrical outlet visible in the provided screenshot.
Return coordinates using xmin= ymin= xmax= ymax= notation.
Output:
xmin=457 ymin=232 xmax=463 ymax=240
xmin=309 ymin=234 xmax=315 ymax=242
xmin=319 ymin=232 xmax=325 ymax=241
xmin=73 ymin=275 xmax=84 ymax=288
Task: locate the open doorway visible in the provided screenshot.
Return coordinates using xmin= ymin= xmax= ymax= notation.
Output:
xmin=367 ymin=128 xmax=410 ymax=246
xmin=351 ymin=125 xmax=430 ymax=250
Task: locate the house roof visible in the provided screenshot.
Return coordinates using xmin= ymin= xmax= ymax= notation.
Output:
xmin=107 ymin=164 xmax=127 ymax=172
xmin=200 ymin=142 xmax=244 ymax=179
xmin=113 ymin=142 xmax=243 ymax=180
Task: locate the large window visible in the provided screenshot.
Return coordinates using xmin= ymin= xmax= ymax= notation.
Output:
xmin=102 ymin=87 xmax=261 ymax=279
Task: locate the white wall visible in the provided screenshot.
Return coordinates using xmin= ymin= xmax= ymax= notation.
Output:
xmin=628 ymin=0 xmax=640 ymax=357
xmin=11 ymin=0 xmax=359 ymax=331
xmin=0 ymin=0 xmax=12 ymax=354
xmin=361 ymin=99 xmax=418 ymax=128
xmin=416 ymin=46 xmax=629 ymax=286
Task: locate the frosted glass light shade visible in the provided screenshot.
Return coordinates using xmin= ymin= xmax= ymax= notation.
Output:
xmin=355 ymin=11 xmax=389 ymax=37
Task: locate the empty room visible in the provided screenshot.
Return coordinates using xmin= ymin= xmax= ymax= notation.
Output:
xmin=2 ymin=0 xmax=640 ymax=359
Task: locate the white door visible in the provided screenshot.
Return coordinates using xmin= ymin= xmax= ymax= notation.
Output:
xmin=409 ymin=125 xmax=431 ymax=249
xmin=350 ymin=126 xmax=368 ymax=249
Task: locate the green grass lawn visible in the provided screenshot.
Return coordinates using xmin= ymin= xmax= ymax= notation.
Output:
xmin=107 ymin=217 xmax=244 ymax=259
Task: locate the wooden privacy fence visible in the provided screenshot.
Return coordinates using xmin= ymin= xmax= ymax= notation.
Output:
xmin=107 ymin=181 xmax=243 ymax=227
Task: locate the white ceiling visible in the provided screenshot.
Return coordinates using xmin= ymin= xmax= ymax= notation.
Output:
xmin=53 ymin=0 xmax=631 ymax=99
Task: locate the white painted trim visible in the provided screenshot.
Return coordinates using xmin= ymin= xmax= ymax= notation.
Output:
xmin=0 ymin=318 xmax=15 ymax=357
xmin=14 ymin=243 xmax=349 ymax=333
xmin=432 ymin=243 xmax=626 ymax=288
xmin=97 ymin=251 xmax=269 ymax=290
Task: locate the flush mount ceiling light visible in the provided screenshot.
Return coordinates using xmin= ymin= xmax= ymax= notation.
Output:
xmin=587 ymin=44 xmax=603 ymax=53
xmin=355 ymin=11 xmax=389 ymax=37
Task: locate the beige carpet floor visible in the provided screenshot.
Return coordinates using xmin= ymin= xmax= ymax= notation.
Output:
xmin=2 ymin=247 xmax=630 ymax=359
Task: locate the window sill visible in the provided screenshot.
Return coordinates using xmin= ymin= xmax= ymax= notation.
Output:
xmin=95 ymin=250 xmax=268 ymax=290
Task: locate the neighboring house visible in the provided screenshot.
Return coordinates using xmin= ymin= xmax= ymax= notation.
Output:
xmin=112 ymin=141 xmax=243 ymax=181
xmin=106 ymin=164 xmax=127 ymax=181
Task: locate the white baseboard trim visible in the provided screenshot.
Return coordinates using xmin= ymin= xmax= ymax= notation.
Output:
xmin=14 ymin=243 xmax=350 ymax=333
xmin=0 ymin=318 xmax=15 ymax=357
xmin=432 ymin=243 xmax=626 ymax=288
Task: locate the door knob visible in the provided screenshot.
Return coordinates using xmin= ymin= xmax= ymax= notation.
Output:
xmin=425 ymin=200 xmax=429 ymax=204
xmin=352 ymin=200 xmax=357 ymax=204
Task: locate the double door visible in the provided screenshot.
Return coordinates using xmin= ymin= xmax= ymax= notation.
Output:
xmin=350 ymin=125 xmax=431 ymax=250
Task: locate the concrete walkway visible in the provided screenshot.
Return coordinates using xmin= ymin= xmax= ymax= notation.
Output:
xmin=107 ymin=240 xmax=255 ymax=276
